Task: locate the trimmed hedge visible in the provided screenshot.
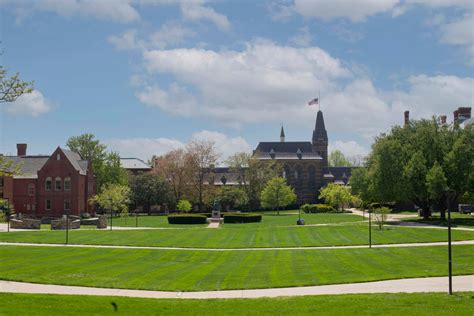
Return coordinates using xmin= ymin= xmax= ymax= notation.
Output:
xmin=167 ymin=214 xmax=207 ymax=224
xmin=223 ymin=213 xmax=262 ymax=223
xmin=301 ymin=204 xmax=338 ymax=214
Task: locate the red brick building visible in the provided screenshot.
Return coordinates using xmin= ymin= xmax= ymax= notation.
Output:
xmin=1 ymin=144 xmax=96 ymax=218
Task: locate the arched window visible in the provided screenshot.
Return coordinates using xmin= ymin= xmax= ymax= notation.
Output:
xmin=45 ymin=177 xmax=52 ymax=191
xmin=64 ymin=177 xmax=71 ymax=191
xmin=55 ymin=177 xmax=62 ymax=191
xmin=28 ymin=184 xmax=35 ymax=196
xmin=283 ymin=164 xmax=290 ymax=180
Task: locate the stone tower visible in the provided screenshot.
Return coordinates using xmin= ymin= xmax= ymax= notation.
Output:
xmin=280 ymin=125 xmax=285 ymax=142
xmin=312 ymin=110 xmax=328 ymax=166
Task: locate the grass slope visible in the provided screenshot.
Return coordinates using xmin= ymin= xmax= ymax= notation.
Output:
xmin=0 ymin=224 xmax=472 ymax=248
xmin=0 ymin=245 xmax=472 ymax=291
xmin=0 ymin=292 xmax=472 ymax=315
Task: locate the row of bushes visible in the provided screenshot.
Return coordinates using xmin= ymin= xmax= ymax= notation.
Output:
xmin=223 ymin=213 xmax=262 ymax=223
xmin=167 ymin=213 xmax=262 ymax=224
xmin=300 ymin=204 xmax=339 ymax=213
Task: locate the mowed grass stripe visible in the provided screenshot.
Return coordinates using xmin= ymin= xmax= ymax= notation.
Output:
xmin=0 ymin=245 xmax=472 ymax=291
xmin=1 ymin=224 xmax=473 ymax=248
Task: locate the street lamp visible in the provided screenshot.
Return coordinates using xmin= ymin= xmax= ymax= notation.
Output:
xmin=446 ymin=188 xmax=455 ymax=295
xmin=368 ymin=208 xmax=372 ymax=248
xmin=109 ymin=198 xmax=113 ymax=231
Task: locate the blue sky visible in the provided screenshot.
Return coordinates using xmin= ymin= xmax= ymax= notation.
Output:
xmin=1 ymin=0 xmax=473 ymax=162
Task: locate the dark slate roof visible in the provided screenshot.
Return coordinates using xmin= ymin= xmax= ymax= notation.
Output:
xmin=62 ymin=148 xmax=88 ymax=175
xmin=255 ymin=141 xmax=313 ymax=153
xmin=3 ymin=156 xmax=49 ymax=179
xmin=205 ymin=167 xmax=242 ymax=186
xmin=120 ymin=158 xmax=152 ymax=170
xmin=323 ymin=167 xmax=353 ymax=184
xmin=312 ymin=110 xmax=328 ymax=143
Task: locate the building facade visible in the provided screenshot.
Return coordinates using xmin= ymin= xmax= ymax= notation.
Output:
xmin=1 ymin=144 xmax=96 ymax=218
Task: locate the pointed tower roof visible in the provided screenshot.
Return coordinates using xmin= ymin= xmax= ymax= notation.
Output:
xmin=280 ymin=126 xmax=285 ymax=138
xmin=312 ymin=110 xmax=328 ymax=144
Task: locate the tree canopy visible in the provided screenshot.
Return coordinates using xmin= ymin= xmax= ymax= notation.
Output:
xmin=260 ymin=177 xmax=297 ymax=214
xmin=319 ymin=183 xmax=352 ymax=211
xmin=328 ymin=150 xmax=353 ymax=167
xmin=0 ymin=65 xmax=33 ymax=103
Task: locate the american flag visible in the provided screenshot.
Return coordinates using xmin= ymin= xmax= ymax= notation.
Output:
xmin=308 ymin=98 xmax=319 ymax=106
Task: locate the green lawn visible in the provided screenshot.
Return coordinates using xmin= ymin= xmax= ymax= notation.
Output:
xmin=110 ymin=212 xmax=363 ymax=228
xmin=0 ymin=292 xmax=472 ymax=315
xmin=401 ymin=212 xmax=474 ymax=228
xmin=0 ymin=245 xmax=472 ymax=291
xmin=0 ymin=224 xmax=473 ymax=248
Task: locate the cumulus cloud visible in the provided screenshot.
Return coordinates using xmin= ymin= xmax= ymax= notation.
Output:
xmin=329 ymin=140 xmax=369 ymax=159
xmin=105 ymin=130 xmax=251 ymax=162
xmin=180 ymin=1 xmax=230 ymax=30
xmin=2 ymin=90 xmax=52 ymax=117
xmin=292 ymin=0 xmax=400 ymax=22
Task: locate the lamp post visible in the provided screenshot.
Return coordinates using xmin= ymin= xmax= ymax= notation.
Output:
xmin=135 ymin=208 xmax=138 ymax=228
xmin=109 ymin=198 xmax=113 ymax=231
xmin=4 ymin=198 xmax=10 ymax=233
xmin=368 ymin=208 xmax=372 ymax=248
xmin=446 ymin=188 xmax=455 ymax=295
xmin=65 ymin=208 xmax=69 ymax=245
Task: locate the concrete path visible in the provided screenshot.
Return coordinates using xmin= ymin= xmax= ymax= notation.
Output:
xmin=1 ymin=240 xmax=473 ymax=252
xmin=0 ymin=276 xmax=472 ymax=299
xmin=207 ymin=222 xmax=220 ymax=229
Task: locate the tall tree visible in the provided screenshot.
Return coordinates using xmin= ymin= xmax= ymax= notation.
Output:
xmin=0 ymin=65 xmax=33 ymax=103
xmin=90 ymin=184 xmax=130 ymax=216
xmin=260 ymin=177 xmax=297 ymax=215
xmin=66 ymin=134 xmax=107 ymax=163
xmin=319 ymin=183 xmax=353 ymax=211
xmin=185 ymin=140 xmax=220 ymax=211
xmin=153 ymin=149 xmax=189 ymax=203
xmin=129 ymin=173 xmax=173 ymax=212
xmin=329 ymin=150 xmax=353 ymax=167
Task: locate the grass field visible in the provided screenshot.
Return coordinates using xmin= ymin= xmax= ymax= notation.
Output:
xmin=0 ymin=223 xmax=472 ymax=248
xmin=111 ymin=212 xmax=363 ymax=228
xmin=401 ymin=212 xmax=474 ymax=228
xmin=0 ymin=245 xmax=472 ymax=291
xmin=0 ymin=292 xmax=472 ymax=315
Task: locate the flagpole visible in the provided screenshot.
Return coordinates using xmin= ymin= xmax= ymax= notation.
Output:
xmin=319 ymin=90 xmax=321 ymax=111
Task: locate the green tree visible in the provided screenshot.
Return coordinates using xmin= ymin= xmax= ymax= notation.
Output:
xmin=217 ymin=186 xmax=248 ymax=210
xmin=260 ymin=177 xmax=297 ymax=215
xmin=329 ymin=150 xmax=353 ymax=167
xmin=176 ymin=199 xmax=192 ymax=213
xmin=66 ymin=134 xmax=107 ymax=163
xmin=319 ymin=183 xmax=352 ymax=211
xmin=0 ymin=65 xmax=33 ymax=103
xmin=426 ymin=162 xmax=448 ymax=218
xmin=350 ymin=167 xmax=372 ymax=205
xmin=90 ymin=184 xmax=130 ymax=217
xmin=95 ymin=152 xmax=129 ymax=189
xmin=372 ymin=207 xmax=391 ymax=230
xmin=129 ymin=173 xmax=173 ymax=213
xmin=403 ymin=151 xmax=429 ymax=215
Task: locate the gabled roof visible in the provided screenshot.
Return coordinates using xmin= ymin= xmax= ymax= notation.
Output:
xmin=3 ymin=156 xmax=49 ymax=179
xmin=255 ymin=141 xmax=313 ymax=153
xmin=120 ymin=158 xmax=152 ymax=170
xmin=61 ymin=148 xmax=88 ymax=175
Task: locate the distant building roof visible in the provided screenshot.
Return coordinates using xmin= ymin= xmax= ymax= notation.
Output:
xmin=62 ymin=148 xmax=88 ymax=175
xmin=120 ymin=158 xmax=152 ymax=170
xmin=254 ymin=141 xmax=322 ymax=160
xmin=3 ymin=156 xmax=49 ymax=179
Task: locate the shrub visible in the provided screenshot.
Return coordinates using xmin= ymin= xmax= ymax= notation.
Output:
xmin=223 ymin=213 xmax=262 ymax=223
xmin=167 ymin=214 xmax=207 ymax=224
xmin=176 ymin=199 xmax=192 ymax=213
xmin=301 ymin=204 xmax=338 ymax=213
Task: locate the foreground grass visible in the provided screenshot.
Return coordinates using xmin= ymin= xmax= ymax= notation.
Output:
xmin=0 ymin=224 xmax=473 ymax=248
xmin=0 ymin=245 xmax=472 ymax=291
xmin=0 ymin=292 xmax=472 ymax=315
xmin=111 ymin=212 xmax=362 ymax=228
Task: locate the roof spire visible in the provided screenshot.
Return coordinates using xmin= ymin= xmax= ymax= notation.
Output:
xmin=312 ymin=110 xmax=328 ymax=145
xmin=280 ymin=124 xmax=285 ymax=143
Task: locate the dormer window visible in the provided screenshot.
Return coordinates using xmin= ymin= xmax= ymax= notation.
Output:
xmin=270 ymin=149 xmax=275 ymax=159
xmin=296 ymin=148 xmax=302 ymax=159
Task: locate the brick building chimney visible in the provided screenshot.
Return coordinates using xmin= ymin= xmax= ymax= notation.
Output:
xmin=404 ymin=110 xmax=410 ymax=126
xmin=17 ymin=143 xmax=27 ymax=156
xmin=440 ymin=115 xmax=447 ymax=124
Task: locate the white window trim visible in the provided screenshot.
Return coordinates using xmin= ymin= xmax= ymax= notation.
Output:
xmin=64 ymin=177 xmax=71 ymax=191
xmin=45 ymin=199 xmax=51 ymax=210
xmin=64 ymin=199 xmax=70 ymax=211
xmin=55 ymin=177 xmax=62 ymax=191
xmin=45 ymin=177 xmax=52 ymax=191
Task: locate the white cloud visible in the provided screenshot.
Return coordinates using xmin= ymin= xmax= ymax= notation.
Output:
xmin=329 ymin=140 xmax=369 ymax=158
xmin=105 ymin=130 xmax=251 ymax=162
xmin=139 ymin=40 xmax=350 ymax=126
xmin=108 ymin=29 xmax=140 ymax=50
xmin=180 ymin=1 xmax=230 ymax=30
xmin=2 ymin=90 xmax=52 ymax=117
xmin=5 ymin=0 xmax=140 ymax=23
xmin=292 ymin=0 xmax=400 ymax=22
xmin=438 ymin=14 xmax=474 ymax=46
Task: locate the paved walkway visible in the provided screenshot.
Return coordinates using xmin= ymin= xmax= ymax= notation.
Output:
xmin=0 ymin=276 xmax=472 ymax=299
xmin=1 ymin=240 xmax=473 ymax=251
